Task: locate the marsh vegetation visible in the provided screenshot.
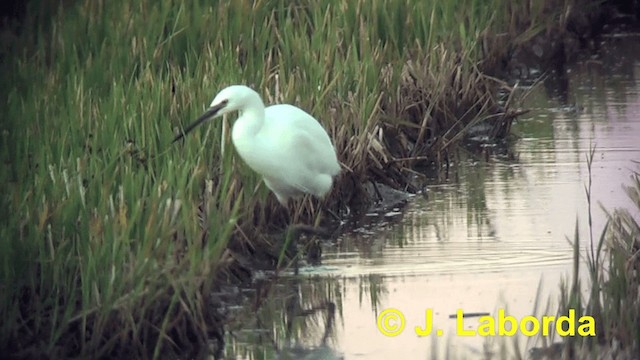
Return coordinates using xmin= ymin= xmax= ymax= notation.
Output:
xmin=1 ymin=0 xmax=635 ymax=358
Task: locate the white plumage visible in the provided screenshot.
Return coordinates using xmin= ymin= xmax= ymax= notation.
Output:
xmin=174 ymin=85 xmax=340 ymax=205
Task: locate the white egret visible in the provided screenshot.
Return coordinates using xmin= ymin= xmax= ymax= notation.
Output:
xmin=173 ymin=85 xmax=341 ymax=205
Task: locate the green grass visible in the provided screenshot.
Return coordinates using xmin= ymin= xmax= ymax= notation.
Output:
xmin=523 ymin=150 xmax=640 ymax=359
xmin=0 ymin=0 xmax=585 ymax=358
xmin=557 ymin=156 xmax=640 ymax=358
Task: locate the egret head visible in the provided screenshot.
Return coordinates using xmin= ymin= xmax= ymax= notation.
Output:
xmin=208 ymin=85 xmax=259 ymax=116
xmin=172 ymin=85 xmax=261 ymax=143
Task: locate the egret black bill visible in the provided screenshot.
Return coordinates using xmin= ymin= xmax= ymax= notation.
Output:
xmin=172 ymin=100 xmax=228 ymax=143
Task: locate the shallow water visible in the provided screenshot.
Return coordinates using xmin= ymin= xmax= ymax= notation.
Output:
xmin=224 ymin=35 xmax=640 ymax=359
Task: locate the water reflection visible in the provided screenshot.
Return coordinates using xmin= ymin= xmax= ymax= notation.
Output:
xmin=225 ymin=278 xmax=342 ymax=359
xmin=224 ymin=35 xmax=640 ymax=359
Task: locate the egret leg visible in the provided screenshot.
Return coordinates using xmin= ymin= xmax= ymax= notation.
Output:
xmin=322 ymin=207 xmax=342 ymax=223
xmin=280 ymin=223 xmax=333 ymax=274
xmin=277 ymin=195 xmax=341 ymax=272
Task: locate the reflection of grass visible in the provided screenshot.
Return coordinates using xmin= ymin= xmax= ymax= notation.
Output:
xmin=0 ymin=0 xmax=584 ymax=358
xmin=224 ymin=277 xmax=340 ymax=359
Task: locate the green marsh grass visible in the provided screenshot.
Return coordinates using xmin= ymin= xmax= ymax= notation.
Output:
xmin=554 ymin=150 xmax=640 ymax=358
xmin=525 ymin=152 xmax=640 ymax=359
xmin=1 ymin=0 xmax=587 ymax=357
xmin=490 ymin=151 xmax=639 ymax=359
xmin=564 ymin=166 xmax=640 ymax=358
